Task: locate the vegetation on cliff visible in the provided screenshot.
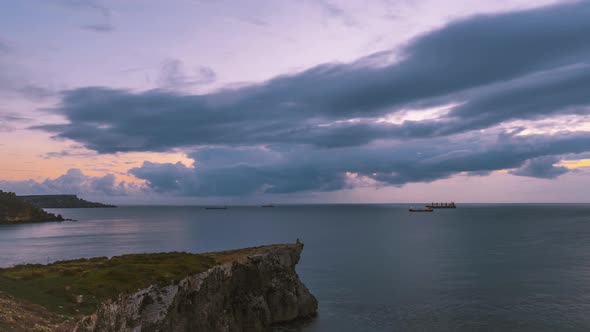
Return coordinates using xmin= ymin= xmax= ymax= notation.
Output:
xmin=0 ymin=191 xmax=64 ymax=224
xmin=0 ymin=252 xmax=217 ymax=317
xmin=0 ymin=244 xmax=317 ymax=331
xmin=18 ymin=195 xmax=116 ymax=208
xmin=73 ymin=243 xmax=317 ymax=332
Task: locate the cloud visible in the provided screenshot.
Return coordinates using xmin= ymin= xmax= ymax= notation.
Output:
xmin=0 ymin=169 xmax=136 ymax=196
xmin=0 ymin=62 xmax=55 ymax=100
xmin=315 ymin=0 xmax=358 ymax=27
xmin=58 ymin=0 xmax=111 ymax=18
xmin=56 ymin=0 xmax=114 ymax=33
xmin=129 ymin=132 xmax=590 ymax=196
xmin=32 ymin=1 xmax=590 ymax=196
xmin=10 ymin=85 xmax=55 ymax=100
xmin=42 ymin=145 xmax=96 ymax=159
xmin=80 ymin=23 xmax=114 ymax=33
xmin=231 ymin=16 xmax=271 ymax=27
xmin=37 ymin=1 xmax=590 ymax=153
xmin=0 ymin=114 xmax=33 ymax=132
xmin=0 ymin=114 xmax=33 ymax=122
xmin=510 ymin=156 xmax=570 ymax=179
xmin=157 ymin=59 xmax=216 ymax=90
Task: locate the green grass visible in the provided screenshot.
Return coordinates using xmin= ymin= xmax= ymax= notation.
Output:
xmin=0 ymin=252 xmax=218 ymax=318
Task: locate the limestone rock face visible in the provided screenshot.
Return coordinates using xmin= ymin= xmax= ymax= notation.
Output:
xmin=73 ymin=243 xmax=317 ymax=332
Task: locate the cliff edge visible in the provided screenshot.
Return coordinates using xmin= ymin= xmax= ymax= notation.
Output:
xmin=70 ymin=243 xmax=317 ymax=331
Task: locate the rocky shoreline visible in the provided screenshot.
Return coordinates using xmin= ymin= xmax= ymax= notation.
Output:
xmin=0 ymin=243 xmax=317 ymax=332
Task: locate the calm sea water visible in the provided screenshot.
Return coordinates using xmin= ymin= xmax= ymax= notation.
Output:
xmin=1 ymin=204 xmax=590 ymax=331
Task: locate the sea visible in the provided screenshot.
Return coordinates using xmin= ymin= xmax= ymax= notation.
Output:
xmin=1 ymin=204 xmax=590 ymax=331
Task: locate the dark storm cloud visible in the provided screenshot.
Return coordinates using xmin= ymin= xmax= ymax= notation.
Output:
xmin=38 ymin=1 xmax=590 ymax=153
xmin=129 ymin=132 xmax=590 ymax=196
xmin=36 ymin=63 xmax=590 ymax=151
xmin=510 ymin=156 xmax=570 ymax=179
xmin=34 ymin=1 xmax=590 ymax=195
xmin=411 ymin=65 xmax=590 ymax=138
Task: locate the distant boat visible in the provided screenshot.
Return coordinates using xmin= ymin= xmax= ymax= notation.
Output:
xmin=425 ymin=202 xmax=457 ymax=209
xmin=261 ymin=204 xmax=275 ymax=208
xmin=204 ymin=206 xmax=228 ymax=210
xmin=409 ymin=207 xmax=434 ymax=212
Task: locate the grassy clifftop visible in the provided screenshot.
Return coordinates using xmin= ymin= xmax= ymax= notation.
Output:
xmin=0 ymin=191 xmax=64 ymax=224
xmin=0 ymin=245 xmax=290 ymax=317
xmin=0 ymin=252 xmax=218 ymax=331
xmin=0 ymin=244 xmax=308 ymax=331
xmin=0 ymin=252 xmax=218 ymax=317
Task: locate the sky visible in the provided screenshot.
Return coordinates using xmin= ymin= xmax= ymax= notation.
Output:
xmin=1 ymin=0 xmax=589 ymax=204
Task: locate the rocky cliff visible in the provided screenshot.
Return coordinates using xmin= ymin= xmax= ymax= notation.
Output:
xmin=72 ymin=243 xmax=317 ymax=332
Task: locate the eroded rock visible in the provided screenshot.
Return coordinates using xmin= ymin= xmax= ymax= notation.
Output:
xmin=73 ymin=243 xmax=317 ymax=332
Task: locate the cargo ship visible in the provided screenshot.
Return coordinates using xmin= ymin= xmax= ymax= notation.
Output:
xmin=425 ymin=202 xmax=456 ymax=209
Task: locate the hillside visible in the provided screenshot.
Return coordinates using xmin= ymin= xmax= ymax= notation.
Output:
xmin=0 ymin=191 xmax=64 ymax=224
xmin=18 ymin=195 xmax=115 ymax=208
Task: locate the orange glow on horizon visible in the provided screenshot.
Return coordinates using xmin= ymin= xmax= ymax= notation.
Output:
xmin=0 ymin=130 xmax=193 ymax=183
xmin=559 ymin=159 xmax=590 ymax=169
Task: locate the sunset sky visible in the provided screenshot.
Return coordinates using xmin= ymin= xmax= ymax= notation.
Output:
xmin=1 ymin=0 xmax=589 ymax=204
